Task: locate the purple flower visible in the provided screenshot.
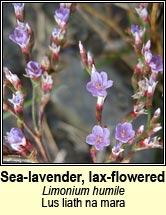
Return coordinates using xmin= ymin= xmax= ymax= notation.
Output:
xmin=8 ymin=91 xmax=23 ymax=107
xmin=51 ymin=28 xmax=65 ymax=43
xmin=26 ymin=61 xmax=42 ymax=78
xmin=131 ymin=25 xmax=145 ymax=45
xmin=131 ymin=25 xmax=139 ymax=34
xmin=86 ymin=67 xmax=113 ymax=97
xmin=149 ymin=55 xmax=163 ymax=73
xmin=54 ymin=7 xmax=70 ymax=28
xmin=9 ymin=26 xmax=30 ymax=48
xmin=86 ymin=125 xmax=110 ymax=150
xmin=8 ymin=91 xmax=24 ymax=113
xmin=112 ymin=142 xmax=124 ymax=157
xmin=4 ymin=128 xmax=26 ymax=152
xmin=115 ymin=122 xmax=135 ymax=143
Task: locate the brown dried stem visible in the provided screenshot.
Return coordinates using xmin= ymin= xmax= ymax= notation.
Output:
xmin=3 ymin=155 xmax=39 ymax=163
xmin=150 ymin=3 xmax=163 ymax=55
xmin=79 ymin=3 xmax=126 ymax=39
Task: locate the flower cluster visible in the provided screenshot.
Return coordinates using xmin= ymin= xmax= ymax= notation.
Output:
xmin=49 ymin=4 xmax=74 ymax=60
xmin=128 ymin=16 xmax=163 ymax=118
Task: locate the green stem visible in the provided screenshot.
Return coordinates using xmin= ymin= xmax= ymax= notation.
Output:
xmin=146 ymin=107 xmax=152 ymax=131
xmin=31 ymin=80 xmax=39 ymax=133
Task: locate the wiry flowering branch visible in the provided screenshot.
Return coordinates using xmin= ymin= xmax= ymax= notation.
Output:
xmin=79 ymin=3 xmax=163 ymax=163
xmin=3 ymin=3 xmax=76 ymax=163
xmin=108 ymin=3 xmax=163 ymax=162
xmin=49 ymin=3 xmax=76 ymax=69
xmin=79 ymin=41 xmax=113 ymax=162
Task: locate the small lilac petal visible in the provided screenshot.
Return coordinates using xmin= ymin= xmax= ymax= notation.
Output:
xmin=131 ymin=25 xmax=139 ymax=34
xmin=95 ymin=144 xmax=104 ymax=151
xmin=86 ymin=82 xmax=106 ymax=97
xmin=123 ymin=122 xmax=132 ymax=130
xmin=91 ymin=71 xmax=102 ymax=84
xmin=86 ymin=82 xmax=96 ymax=95
xmin=86 ymin=134 xmax=96 ymax=145
xmin=129 ymin=130 xmax=135 ymax=138
xmin=97 ymin=90 xmax=107 ymax=97
xmin=103 ymin=128 xmax=110 ymax=139
xmin=92 ymin=125 xmax=103 ymax=136
xmin=9 ymin=34 xmax=17 ymax=43
xmin=105 ymin=80 xmax=113 ymax=88
xmin=103 ymin=139 xmax=110 ymax=146
xmin=100 ymin=72 xmax=108 ymax=85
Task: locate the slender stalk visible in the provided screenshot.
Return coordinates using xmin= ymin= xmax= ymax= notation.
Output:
xmin=150 ymin=3 xmax=159 ymax=35
xmin=146 ymin=107 xmax=152 ymax=131
xmin=31 ymin=80 xmax=39 ymax=133
xmin=150 ymin=3 xmax=162 ymax=55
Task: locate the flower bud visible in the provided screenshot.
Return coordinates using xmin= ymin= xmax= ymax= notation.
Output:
xmin=3 ymin=67 xmax=22 ymax=90
xmin=153 ymin=108 xmax=161 ymax=119
xmin=41 ymin=72 xmax=53 ymax=93
xmin=136 ymin=125 xmax=144 ymax=136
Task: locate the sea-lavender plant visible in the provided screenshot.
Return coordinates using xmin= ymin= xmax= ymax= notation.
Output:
xmin=3 ymin=3 xmax=163 ymax=164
